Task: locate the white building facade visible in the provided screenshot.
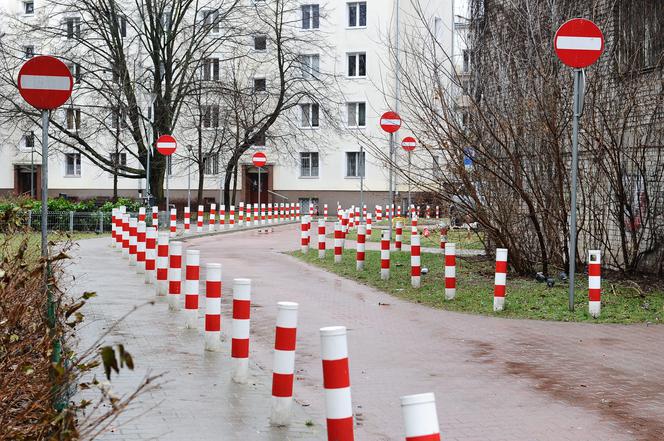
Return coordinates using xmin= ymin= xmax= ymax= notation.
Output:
xmin=0 ymin=0 xmax=453 ymax=211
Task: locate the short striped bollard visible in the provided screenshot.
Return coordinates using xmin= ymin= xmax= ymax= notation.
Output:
xmin=167 ymin=241 xmax=183 ymax=310
xmin=334 ymin=222 xmax=343 ymax=263
xmin=184 ymin=249 xmax=200 ymax=329
xmin=493 ymin=248 xmax=508 ymax=312
xmin=356 ymin=224 xmax=366 ymax=271
xmin=183 ymin=206 xmax=190 ymax=234
xmin=395 ymin=221 xmax=403 ymax=251
xmin=197 ymin=205 xmax=204 ymax=232
xmin=145 ymin=226 xmax=157 ymax=284
xmin=156 ymin=232 xmax=169 ymax=296
xmin=169 ymin=207 xmax=177 ymax=237
xmin=270 ymin=301 xmax=299 ymax=426
xmin=204 ymin=263 xmax=222 ymax=351
xmin=318 ymin=219 xmax=326 ymax=259
xmin=232 ymin=278 xmax=251 ymax=383
xmin=411 ymin=232 xmax=421 ymax=288
xmin=209 ymin=203 xmax=217 ymax=231
xmin=380 ymin=230 xmax=391 ymax=280
xmin=445 ymin=243 xmax=456 ymax=300
xmin=128 ymin=217 xmax=138 ymax=266
xmin=136 ymin=220 xmax=146 ymax=274
xmin=321 ymin=326 xmax=354 ymax=441
xmin=400 ymin=392 xmax=441 ymax=441
xmin=588 ymin=250 xmax=601 ymax=318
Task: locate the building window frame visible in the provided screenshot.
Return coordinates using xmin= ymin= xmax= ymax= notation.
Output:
xmin=347 ymin=2 xmax=367 ymax=28
xmin=346 ymin=102 xmax=366 ymax=127
xmin=347 ymin=52 xmax=366 ymax=78
xmin=23 ymin=1 xmax=34 ymax=15
xmin=253 ymin=77 xmax=267 ymax=92
xmin=300 ymin=103 xmax=320 ymax=128
xmin=203 ymin=152 xmax=220 ymax=175
xmin=65 ymin=152 xmax=82 ymax=177
xmin=300 ymin=152 xmax=319 ymax=178
xmin=346 ymin=151 xmax=365 ymax=178
xmin=301 ymin=4 xmax=320 ymax=30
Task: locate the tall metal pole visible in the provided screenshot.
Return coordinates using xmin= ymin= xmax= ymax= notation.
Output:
xmin=166 ymin=155 xmax=170 ymax=210
xmin=30 ymin=143 xmax=35 ymax=198
xmin=388 ymin=132 xmax=394 ymax=239
xmin=187 ymin=157 xmax=191 ymax=207
xmin=41 ymin=111 xmax=49 ymax=260
xmin=568 ymin=68 xmax=582 ymax=312
xmin=257 ymin=167 xmax=261 ymax=213
xmin=360 ymin=145 xmax=364 ymax=222
xmin=407 ymin=151 xmax=411 ymax=211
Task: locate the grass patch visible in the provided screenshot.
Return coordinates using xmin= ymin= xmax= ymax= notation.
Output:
xmin=290 ymin=248 xmax=664 ymax=324
xmin=332 ymin=227 xmax=484 ymax=250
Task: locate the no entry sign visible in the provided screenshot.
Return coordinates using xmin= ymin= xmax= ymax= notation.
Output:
xmin=402 ymin=136 xmax=416 ymax=152
xmin=18 ymin=56 xmax=73 ymax=110
xmin=252 ymin=151 xmax=267 ymax=167
xmin=156 ymin=134 xmax=177 ymax=156
xmin=380 ymin=111 xmax=401 ymax=133
xmin=554 ymin=18 xmax=604 ymax=68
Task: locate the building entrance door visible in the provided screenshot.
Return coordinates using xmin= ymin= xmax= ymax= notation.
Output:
xmin=246 ymin=170 xmax=269 ymax=205
xmin=14 ymin=165 xmax=39 ymax=198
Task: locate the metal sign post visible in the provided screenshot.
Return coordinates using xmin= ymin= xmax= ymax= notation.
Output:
xmin=554 ymin=18 xmax=604 ymax=311
xmin=360 ymin=144 xmax=364 ymax=222
xmin=257 ymin=167 xmax=261 ymax=211
xmin=166 ymin=155 xmax=170 ymax=210
xmin=568 ymin=68 xmax=583 ymax=311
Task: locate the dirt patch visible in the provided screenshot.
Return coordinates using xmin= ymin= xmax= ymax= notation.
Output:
xmin=504 ymin=360 xmax=664 ymax=441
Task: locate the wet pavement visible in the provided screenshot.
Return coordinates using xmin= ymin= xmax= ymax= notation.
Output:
xmin=72 ymin=223 xmax=664 ymax=440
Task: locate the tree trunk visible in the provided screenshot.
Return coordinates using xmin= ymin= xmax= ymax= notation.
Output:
xmin=113 ymin=169 xmax=118 ymax=201
xmin=197 ymin=163 xmax=205 ymax=207
xmin=231 ymin=163 xmax=239 ymax=206
xmin=149 ymin=155 xmax=166 ymax=207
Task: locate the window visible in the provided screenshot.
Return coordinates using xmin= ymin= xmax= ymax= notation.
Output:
xmin=24 ymin=1 xmax=34 ymax=15
xmin=254 ymin=35 xmax=267 ymax=51
xmin=202 ymin=104 xmax=220 ymax=128
xmin=24 ymin=131 xmax=35 ymax=148
xmin=347 ymin=52 xmax=366 ymax=77
xmin=23 ymin=45 xmax=34 ymax=59
xmin=202 ymin=57 xmax=220 ymax=81
xmin=301 ymin=4 xmax=320 ymax=30
xmin=346 ymin=151 xmax=365 ymax=177
xmin=299 ymin=54 xmax=320 ymax=79
xmin=346 ymin=102 xmax=366 ymax=127
xmin=202 ymin=9 xmax=219 ymax=33
xmin=66 ymin=108 xmax=81 ymax=131
xmin=253 ymin=131 xmax=266 ymax=146
xmin=253 ymin=77 xmax=266 ymax=92
xmin=300 ymin=152 xmax=319 ymax=177
xmin=65 ymin=153 xmax=81 ymax=176
xmin=109 ymin=152 xmax=127 ymax=176
xmin=111 ymin=107 xmax=128 ymax=129
xmin=65 ymin=17 xmax=81 ymax=39
xmin=203 ymin=152 xmax=219 ymax=175
xmin=66 ymin=62 xmax=82 ymax=83
xmin=300 ymin=103 xmax=319 ymax=128
xmin=462 ymin=50 xmax=470 ymax=73
xmin=348 ymin=2 xmax=366 ymax=27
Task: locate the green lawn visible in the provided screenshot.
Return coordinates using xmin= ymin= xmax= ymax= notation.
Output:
xmin=331 ymin=227 xmax=485 ymax=250
xmin=291 ymin=248 xmax=664 ymax=324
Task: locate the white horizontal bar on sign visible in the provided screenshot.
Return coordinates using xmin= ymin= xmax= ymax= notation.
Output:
xmin=381 ymin=119 xmax=401 ymax=126
xmin=556 ymin=36 xmax=602 ymax=51
xmin=20 ymin=74 xmax=70 ymax=91
xmin=157 ymin=142 xmax=176 ymax=148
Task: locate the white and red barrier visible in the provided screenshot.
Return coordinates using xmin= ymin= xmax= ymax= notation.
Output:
xmin=111 ymin=208 xmax=118 ymax=249
xmin=440 ymin=227 xmax=447 ymax=250
xmin=296 ymin=203 xmax=301 ymax=221
xmin=209 ymin=203 xmax=217 ymax=231
xmin=121 ymin=213 xmax=130 ymax=258
xmin=362 ymin=205 xmax=367 ymax=220
xmin=381 ymin=230 xmax=391 ymax=280
xmin=253 ymin=204 xmax=259 ymax=226
xmin=318 ymin=219 xmax=326 ymax=259
xmin=356 ymin=224 xmax=366 ymax=271
xmin=261 ymin=203 xmax=267 ymax=225
xmin=426 ymin=205 xmax=431 ymax=219
xmin=320 ymin=326 xmax=354 ymax=441
xmin=204 ymin=263 xmax=223 ymax=351
xmin=184 ymin=206 xmax=190 ymax=234
xmin=395 ymin=221 xmax=403 ymax=251
xmin=220 ymin=204 xmax=226 ymax=228
xmin=366 ymin=213 xmax=373 ymax=237
xmin=145 ymin=226 xmax=157 ymax=284
xmin=341 ymin=211 xmax=349 ymax=238
xmin=196 ymin=205 xmax=203 ymax=232
xmin=435 ymin=206 xmax=440 ymax=219
xmin=184 ymin=249 xmax=200 ymax=329
xmin=493 ymin=248 xmax=508 ymax=312
xmin=323 ymin=203 xmax=328 ymax=220
xmin=239 ymin=202 xmax=245 ymax=226
xmin=169 ymin=207 xmax=177 ymax=237
xmin=138 ymin=206 xmax=146 ymax=222
xmin=232 ymin=278 xmax=251 ymax=383
xmin=334 ymin=222 xmax=343 ymax=264
xmin=301 ymin=216 xmax=309 ymax=254
xmin=445 ymin=243 xmax=456 ymax=300
xmin=230 ymin=205 xmax=235 ymax=228
xmin=270 ymin=301 xmax=299 ymax=426
xmin=128 ymin=217 xmax=138 ymax=266
xmin=588 ymin=250 xmax=601 ymax=318
xmin=400 ymin=392 xmax=441 ymax=441
xmin=168 ymin=241 xmax=182 ymax=310
xmin=136 ymin=220 xmax=146 ymax=274
xmin=246 ymin=203 xmax=252 ymax=225
xmin=156 ymin=232 xmax=169 ymax=296
xmin=376 ymin=205 xmax=383 ymax=222
xmin=411 ymin=232 xmax=421 ymax=288
xmin=152 ymin=206 xmax=158 ymax=228
xmin=348 ymin=208 xmax=355 ymax=230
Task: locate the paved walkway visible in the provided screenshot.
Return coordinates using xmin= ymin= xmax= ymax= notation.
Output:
xmin=73 ymin=224 xmax=664 ymax=440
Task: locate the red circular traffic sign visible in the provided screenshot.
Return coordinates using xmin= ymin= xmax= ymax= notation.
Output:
xmin=402 ymin=136 xmax=416 ymax=152
xmin=380 ymin=111 xmax=401 ymax=133
xmin=18 ymin=55 xmax=73 ymax=110
xmin=554 ymin=18 xmax=604 ymax=68
xmin=156 ymin=134 xmax=177 ymax=156
xmin=252 ymin=151 xmax=267 ymax=167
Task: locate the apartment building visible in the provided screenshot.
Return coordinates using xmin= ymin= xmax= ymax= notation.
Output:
xmin=0 ymin=0 xmax=453 ymax=211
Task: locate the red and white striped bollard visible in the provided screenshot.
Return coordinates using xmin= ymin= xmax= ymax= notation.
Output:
xmin=145 ymin=226 xmax=157 ymax=284
xmin=184 ymin=206 xmax=190 ymax=234
xmin=270 ymin=301 xmax=299 ymax=426
xmin=136 ymin=220 xmax=146 ymax=274
xmin=395 ymin=221 xmax=403 ymax=251
xmin=184 ymin=249 xmax=200 ymax=328
xmin=209 ymin=203 xmax=217 ymax=231
xmin=229 ymin=205 xmax=235 ymax=228
xmin=232 ymin=278 xmax=251 ymax=383
xmin=381 ymin=230 xmax=391 ymax=280
xmin=334 ymin=222 xmax=343 ymax=263
xmin=493 ymin=248 xmax=508 ymax=311
xmin=168 ymin=241 xmax=182 ymax=310
xmin=445 ymin=243 xmax=456 ymax=300
xmin=156 ymin=232 xmax=169 ymax=296
xmin=318 ymin=219 xmax=326 ymax=259
xmin=320 ymin=326 xmax=354 ymax=441
xmin=356 ymin=224 xmax=366 ymax=271
xmin=205 ymin=263 xmax=222 ymax=351
xmin=152 ymin=206 xmax=158 ymax=229
xmin=411 ymin=232 xmax=421 ymax=288
xmin=401 ymin=392 xmax=441 ymax=441
xmin=197 ymin=205 xmax=203 ymax=232
xmin=169 ymin=207 xmax=177 ymax=237
xmin=588 ymin=250 xmax=601 ymax=318
xmin=128 ymin=217 xmax=138 ymax=266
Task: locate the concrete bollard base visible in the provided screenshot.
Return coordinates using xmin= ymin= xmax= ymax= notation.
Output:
xmin=493 ymin=296 xmax=505 ymax=312
xmin=381 ymin=269 xmax=390 ymax=280
xmin=357 ymin=261 xmax=364 ymax=271
xmin=318 ymin=250 xmax=325 ymax=259
xmin=184 ymin=309 xmax=197 ymax=329
xmin=269 ymin=397 xmax=292 ymax=427
xmin=204 ymin=332 xmax=221 ymax=352
xmin=589 ymin=301 xmax=601 ymax=318
xmin=168 ymin=295 xmax=180 ymax=311
xmin=334 ymin=255 xmax=342 ymax=264
xmin=411 ymin=276 xmax=420 ymax=288
xmin=232 ymin=358 xmax=249 ymax=384
xmin=445 ymin=289 xmax=456 ymax=300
